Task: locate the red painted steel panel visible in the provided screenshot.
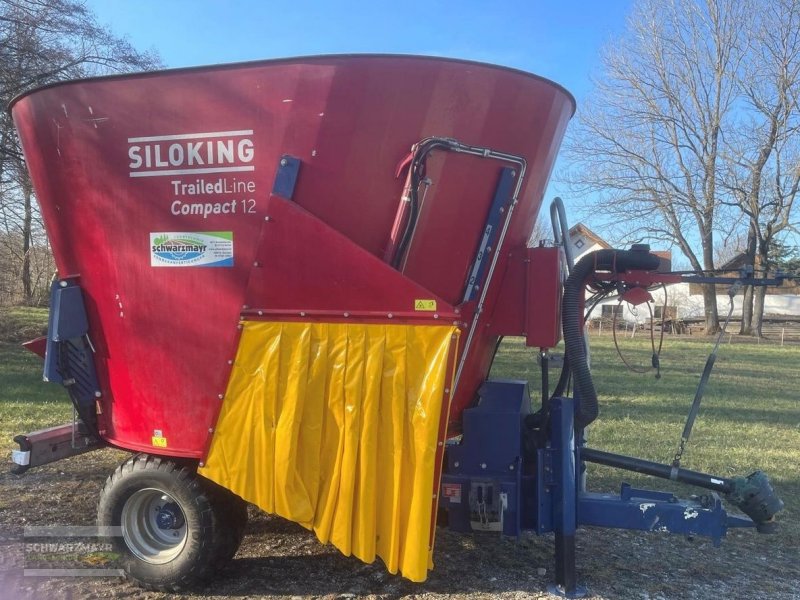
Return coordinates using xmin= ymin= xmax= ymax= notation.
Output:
xmin=526 ymin=246 xmax=564 ymax=349
xmin=243 ymin=195 xmax=457 ymax=320
xmin=11 ymin=55 xmax=574 ymax=453
xmin=486 ymin=247 xmax=529 ymax=337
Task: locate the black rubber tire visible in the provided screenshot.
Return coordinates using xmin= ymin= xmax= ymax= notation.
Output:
xmin=97 ymin=454 xmax=218 ymax=591
xmin=201 ymin=477 xmax=249 ymax=568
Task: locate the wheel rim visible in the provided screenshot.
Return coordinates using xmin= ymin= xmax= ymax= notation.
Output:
xmin=121 ymin=488 xmax=188 ymax=564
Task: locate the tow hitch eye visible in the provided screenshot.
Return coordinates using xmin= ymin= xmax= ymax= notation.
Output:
xmin=726 ymin=470 xmax=784 ymax=533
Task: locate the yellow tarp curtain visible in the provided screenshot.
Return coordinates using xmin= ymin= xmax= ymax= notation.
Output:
xmin=198 ymin=321 xmax=459 ymax=582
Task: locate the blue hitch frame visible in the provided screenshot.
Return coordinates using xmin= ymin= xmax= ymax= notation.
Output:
xmin=44 ymin=278 xmax=102 ymax=420
xmin=11 ymin=278 xmax=102 ymax=474
xmin=440 ymin=381 xmax=763 ymax=598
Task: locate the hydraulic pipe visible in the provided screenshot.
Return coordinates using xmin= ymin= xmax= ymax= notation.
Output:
xmin=581 ymin=447 xmax=733 ymax=493
xmin=549 ymin=197 xmax=574 ymax=271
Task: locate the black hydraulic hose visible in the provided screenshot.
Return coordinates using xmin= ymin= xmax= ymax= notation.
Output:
xmin=563 ymin=247 xmax=661 ymax=428
xmin=550 ymin=292 xmax=610 ymax=401
xmin=393 ymin=139 xmax=450 ymax=269
xmin=551 ymin=354 xmax=570 ymax=398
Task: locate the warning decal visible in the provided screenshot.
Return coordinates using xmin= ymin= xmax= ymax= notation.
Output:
xmin=151 ymin=429 xmax=168 ymax=448
xmin=442 ymin=482 xmax=462 ymax=503
xmin=414 ymin=299 xmax=437 ymax=311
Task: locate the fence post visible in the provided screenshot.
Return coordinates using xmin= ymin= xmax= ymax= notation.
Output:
xmin=781 ymin=327 xmax=785 ymax=347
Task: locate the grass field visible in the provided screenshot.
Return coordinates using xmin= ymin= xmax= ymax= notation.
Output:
xmin=0 ymin=308 xmax=70 ymax=444
xmin=1 ymin=307 xmax=799 ymax=598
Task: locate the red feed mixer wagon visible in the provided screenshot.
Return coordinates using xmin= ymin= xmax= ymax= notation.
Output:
xmin=9 ymin=55 xmax=783 ymax=596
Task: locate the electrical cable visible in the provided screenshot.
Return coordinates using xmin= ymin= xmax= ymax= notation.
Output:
xmin=611 ymin=284 xmax=667 ymax=378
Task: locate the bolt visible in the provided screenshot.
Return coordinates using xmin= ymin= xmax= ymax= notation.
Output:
xmin=437 ymin=441 xmax=443 ymax=447
xmin=227 ymin=360 xmax=233 ymax=365
xmin=300 ymin=311 xmax=306 ymax=317
xmin=258 ymin=310 xmax=263 ymax=316
xmin=444 ymin=388 xmax=450 ymax=394
xmin=242 ymin=305 xmax=249 ymax=310
xmin=481 ymin=463 xmax=487 ymax=469
xmin=280 ymin=158 xmax=287 ymax=166
xmin=433 ymin=314 xmax=439 ymax=319
xmin=199 ymin=462 xmax=204 ymax=467
xmin=218 ymin=394 xmax=224 ymax=400
xmin=454 ymin=461 xmax=460 ymax=468
xmin=264 ymin=216 xmax=271 ymax=221
xmin=94 ymin=391 xmax=102 ymax=398
xmin=59 ymin=280 xmax=67 ymax=288
xmin=509 ymin=465 xmax=515 ymax=471
xmin=510 ymin=170 xmax=516 ymax=177
xmin=253 ymin=261 xmax=261 ymax=267
xmin=208 ymin=428 xmax=213 ymax=433
xmin=344 ymin=312 xmax=350 ymax=317
xmin=388 ymin=313 xmax=393 ymax=319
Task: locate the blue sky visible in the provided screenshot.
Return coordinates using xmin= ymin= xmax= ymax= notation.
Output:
xmin=86 ymin=0 xmax=634 ymax=224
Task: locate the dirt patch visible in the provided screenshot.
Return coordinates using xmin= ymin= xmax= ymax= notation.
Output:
xmin=1 ymin=449 xmax=798 ymax=600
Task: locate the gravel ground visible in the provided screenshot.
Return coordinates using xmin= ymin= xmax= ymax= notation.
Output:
xmin=1 ymin=449 xmax=797 ymax=600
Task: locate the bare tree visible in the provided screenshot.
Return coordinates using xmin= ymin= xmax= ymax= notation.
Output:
xmin=562 ymin=0 xmax=754 ymax=333
xmin=721 ymin=0 xmax=800 ymax=335
xmin=0 ymin=0 xmax=160 ymax=305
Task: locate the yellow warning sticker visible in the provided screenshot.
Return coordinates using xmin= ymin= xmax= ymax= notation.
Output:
xmin=414 ymin=299 xmax=437 ymax=311
xmin=152 ymin=429 xmax=168 ymax=448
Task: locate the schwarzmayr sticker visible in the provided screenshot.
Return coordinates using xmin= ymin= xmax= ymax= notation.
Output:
xmin=150 ymin=232 xmax=233 ymax=267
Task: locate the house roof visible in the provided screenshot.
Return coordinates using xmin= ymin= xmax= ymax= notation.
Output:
xmin=709 ymin=251 xmax=799 ymax=295
xmin=567 ymin=223 xmax=674 ymax=271
xmin=719 ymin=252 xmax=749 ymax=270
xmin=652 ymin=250 xmax=672 ymax=261
xmin=568 ymin=223 xmax=611 ymax=249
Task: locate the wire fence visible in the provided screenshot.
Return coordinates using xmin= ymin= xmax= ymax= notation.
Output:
xmin=586 ymin=318 xmax=800 ymax=346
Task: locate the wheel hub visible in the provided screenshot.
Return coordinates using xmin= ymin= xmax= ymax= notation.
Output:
xmin=155 ymin=502 xmax=184 ymax=530
xmin=121 ymin=488 xmax=188 ymax=564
